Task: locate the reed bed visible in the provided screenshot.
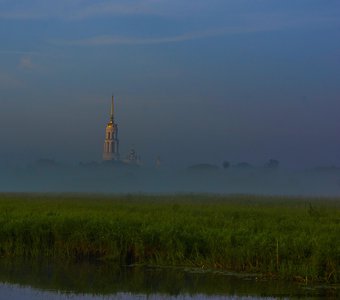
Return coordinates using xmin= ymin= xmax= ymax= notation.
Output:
xmin=0 ymin=193 xmax=339 ymax=283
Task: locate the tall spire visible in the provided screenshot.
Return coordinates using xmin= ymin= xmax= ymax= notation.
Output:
xmin=110 ymin=94 xmax=114 ymax=122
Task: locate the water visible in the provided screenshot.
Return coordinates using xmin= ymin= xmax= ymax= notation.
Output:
xmin=0 ymin=287 xmax=289 ymax=300
xmin=0 ymin=259 xmax=337 ymax=299
xmin=0 ymin=285 xmax=279 ymax=300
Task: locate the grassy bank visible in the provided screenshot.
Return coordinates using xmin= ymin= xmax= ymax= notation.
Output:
xmin=0 ymin=194 xmax=339 ymax=283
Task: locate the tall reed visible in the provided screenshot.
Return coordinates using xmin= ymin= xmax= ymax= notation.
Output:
xmin=0 ymin=193 xmax=339 ymax=283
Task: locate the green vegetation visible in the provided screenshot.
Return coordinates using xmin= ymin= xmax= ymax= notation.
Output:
xmin=0 ymin=194 xmax=339 ymax=283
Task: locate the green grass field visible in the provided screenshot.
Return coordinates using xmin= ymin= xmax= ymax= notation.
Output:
xmin=0 ymin=193 xmax=339 ymax=283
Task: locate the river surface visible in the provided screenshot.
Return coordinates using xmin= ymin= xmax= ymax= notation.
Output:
xmin=0 ymin=259 xmax=338 ymax=299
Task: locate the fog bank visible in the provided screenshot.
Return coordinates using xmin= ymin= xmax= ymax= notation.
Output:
xmin=1 ymin=162 xmax=340 ymax=197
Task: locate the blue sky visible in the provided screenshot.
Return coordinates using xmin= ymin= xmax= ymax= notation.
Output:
xmin=0 ymin=0 xmax=339 ymax=168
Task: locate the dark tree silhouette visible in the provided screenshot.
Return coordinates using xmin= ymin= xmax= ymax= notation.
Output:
xmin=222 ymin=161 xmax=230 ymax=169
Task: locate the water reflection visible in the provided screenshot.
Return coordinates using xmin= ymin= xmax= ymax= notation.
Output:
xmin=0 ymin=284 xmax=280 ymax=300
xmin=0 ymin=259 xmax=337 ymax=299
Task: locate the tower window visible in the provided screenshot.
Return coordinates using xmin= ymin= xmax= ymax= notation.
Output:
xmin=108 ymin=132 xmax=111 ymax=139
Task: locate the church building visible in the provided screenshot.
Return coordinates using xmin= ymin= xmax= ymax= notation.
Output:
xmin=103 ymin=95 xmax=120 ymax=161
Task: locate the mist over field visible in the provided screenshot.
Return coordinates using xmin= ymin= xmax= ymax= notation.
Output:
xmin=1 ymin=1 xmax=339 ymax=196
xmin=1 ymin=161 xmax=340 ymax=196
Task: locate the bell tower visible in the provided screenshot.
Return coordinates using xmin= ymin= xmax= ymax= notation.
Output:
xmin=103 ymin=95 xmax=120 ymax=161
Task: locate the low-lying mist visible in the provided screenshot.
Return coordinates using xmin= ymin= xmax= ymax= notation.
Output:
xmin=1 ymin=161 xmax=340 ymax=196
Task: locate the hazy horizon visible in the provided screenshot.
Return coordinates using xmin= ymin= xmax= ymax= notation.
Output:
xmin=1 ymin=1 xmax=339 ymax=169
